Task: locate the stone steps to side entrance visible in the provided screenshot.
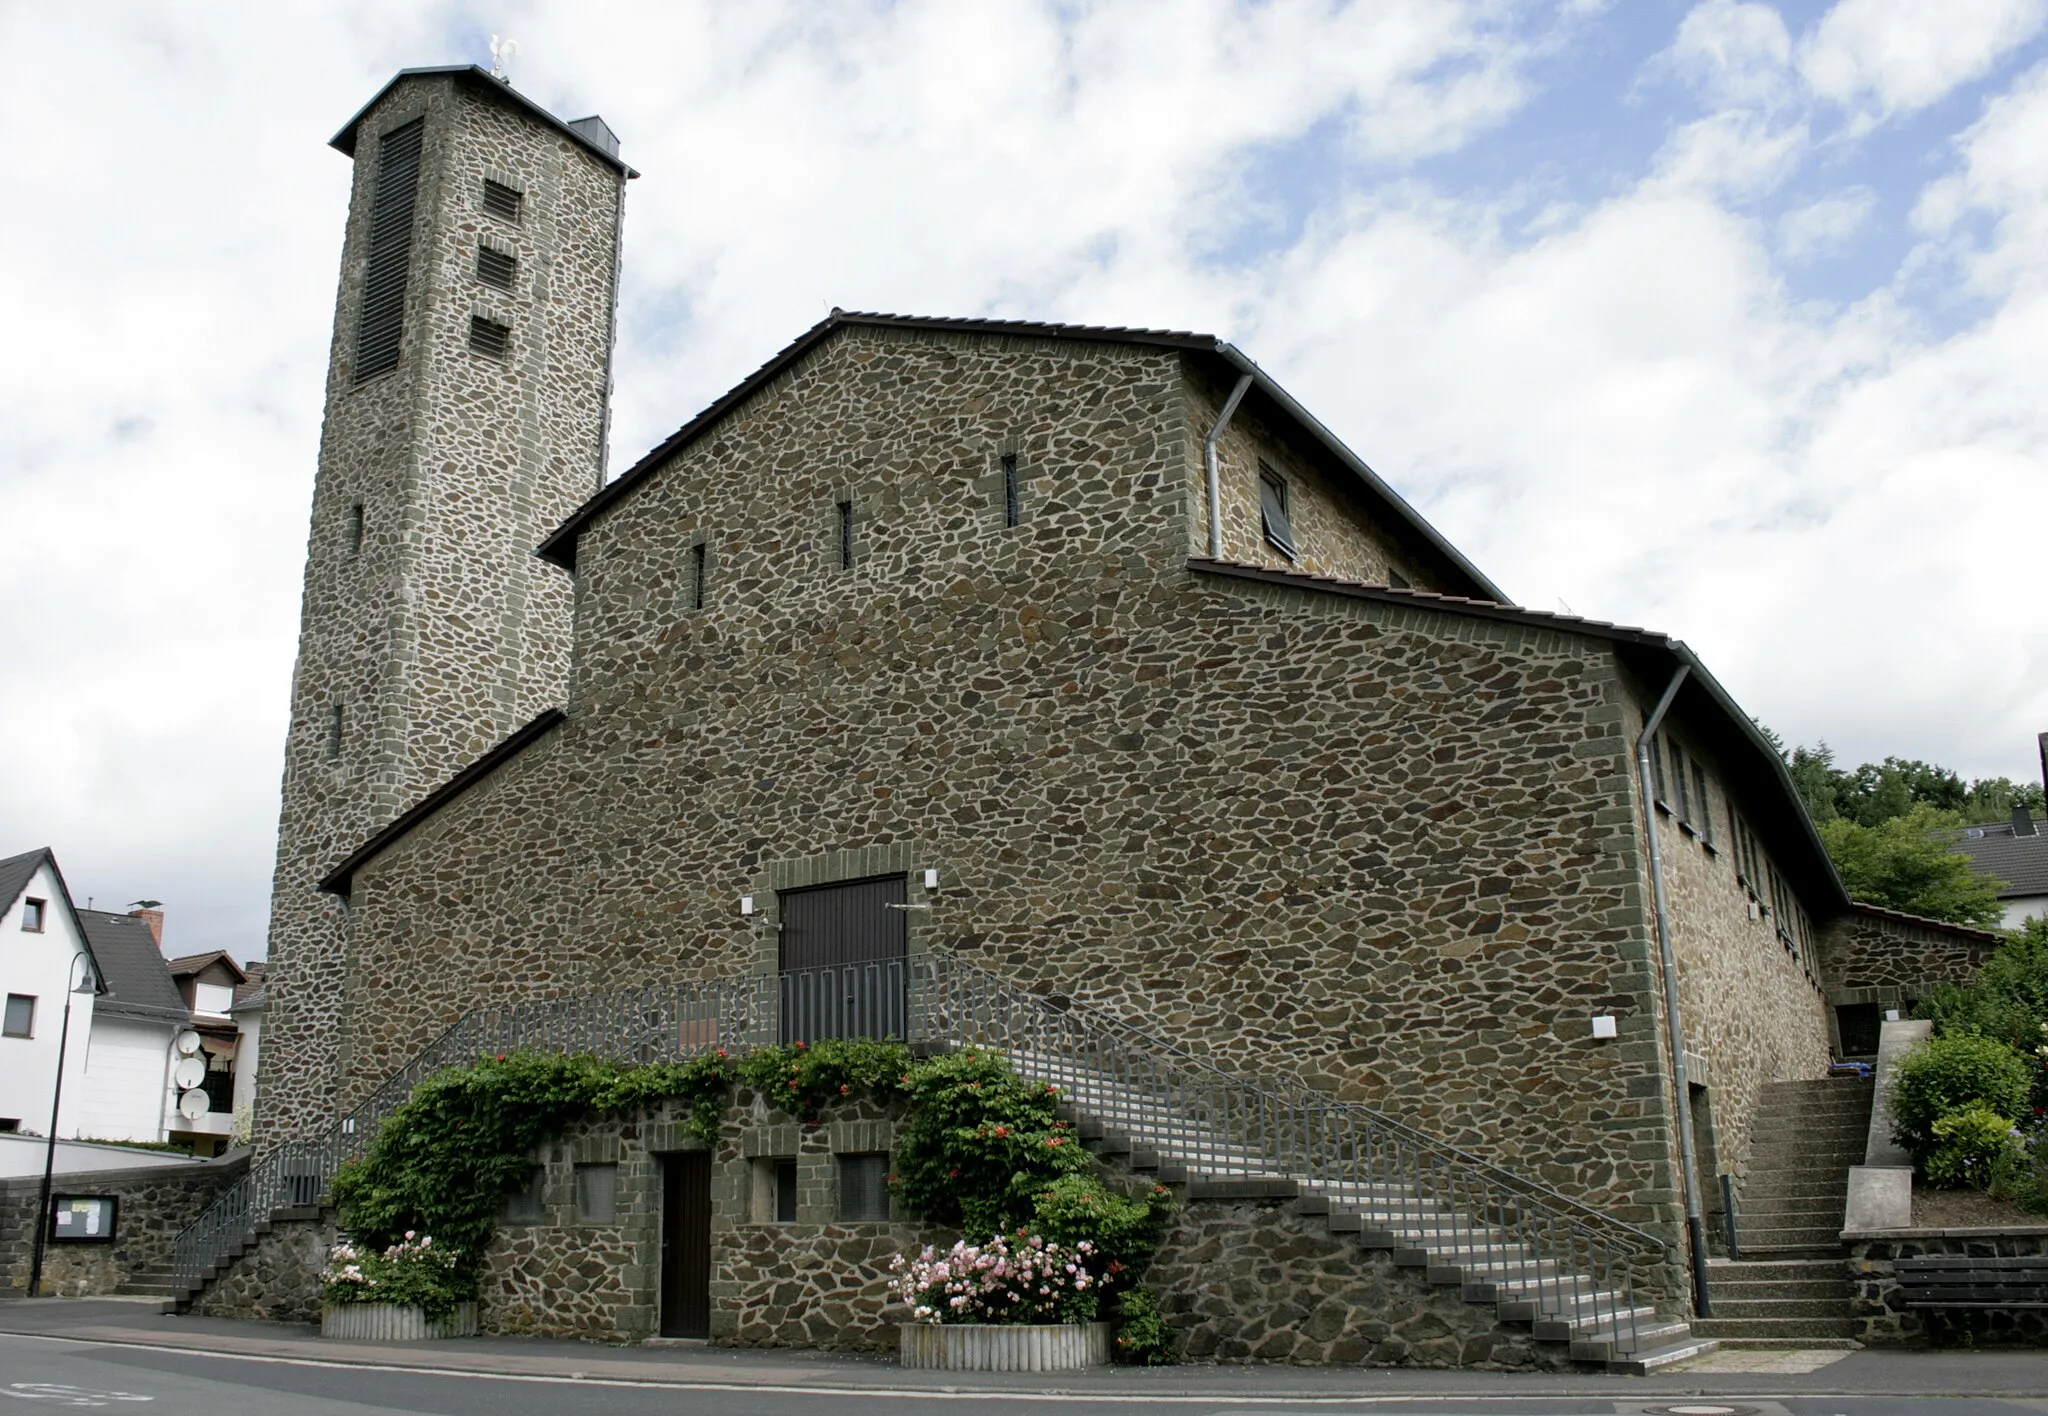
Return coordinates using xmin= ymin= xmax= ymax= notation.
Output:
xmin=1701 ymin=1077 xmax=1870 ymax=1348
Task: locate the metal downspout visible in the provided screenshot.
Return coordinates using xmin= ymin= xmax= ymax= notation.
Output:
xmin=1637 ymin=661 xmax=1712 ymax=1317
xmin=1204 ymin=374 xmax=1255 ymax=560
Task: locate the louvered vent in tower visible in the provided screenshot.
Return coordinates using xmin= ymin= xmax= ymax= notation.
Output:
xmin=353 ymin=120 xmax=424 ymax=383
xmin=469 ymin=315 xmax=511 ymax=360
xmin=482 ymin=178 xmax=524 ymax=223
xmin=476 ymin=244 xmax=517 ymax=290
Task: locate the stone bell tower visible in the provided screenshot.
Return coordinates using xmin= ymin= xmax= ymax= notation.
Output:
xmin=259 ymin=66 xmax=632 ymax=1141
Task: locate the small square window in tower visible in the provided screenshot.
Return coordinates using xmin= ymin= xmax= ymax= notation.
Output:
xmin=837 ymin=1153 xmax=890 ymax=1221
xmin=1258 ymin=464 xmax=1297 ymax=559
xmin=469 ymin=315 xmax=511 ymax=361
xmin=475 ymin=244 xmax=517 ymax=291
xmin=482 ymin=178 xmax=524 ymax=224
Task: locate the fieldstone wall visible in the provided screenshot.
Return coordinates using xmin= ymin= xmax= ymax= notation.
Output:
xmin=1820 ymin=909 xmax=2003 ymax=1040
xmin=333 ymin=326 xmax=1699 ymax=1299
xmin=190 ymin=1208 xmax=336 ymax=1325
xmin=1639 ymin=684 xmax=1834 ymax=1204
xmin=0 ymin=1153 xmax=246 ymax=1296
xmin=1846 ymin=1229 xmax=2048 ymax=1347
xmin=1146 ymin=1193 xmax=1572 ymax=1368
xmin=261 ymin=69 xmax=627 ymax=1144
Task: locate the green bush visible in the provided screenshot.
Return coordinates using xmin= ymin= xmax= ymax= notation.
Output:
xmin=1112 ymin=1285 xmax=1178 ymax=1365
xmin=321 ymin=1233 xmax=466 ymax=1318
xmin=1925 ymin=1101 xmax=2022 ymax=1190
xmin=1890 ymin=1033 xmax=2034 ymax=1166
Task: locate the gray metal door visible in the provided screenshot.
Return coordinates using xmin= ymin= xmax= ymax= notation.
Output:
xmin=778 ymin=874 xmax=907 ymax=1042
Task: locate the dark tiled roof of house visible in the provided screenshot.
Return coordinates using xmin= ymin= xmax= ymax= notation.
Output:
xmin=74 ymin=910 xmax=189 ymax=1022
xmin=536 ymin=311 xmax=1506 ymax=604
xmin=0 ymin=846 xmax=53 ymax=918
xmin=233 ymin=962 xmax=266 ymax=1009
xmin=166 ymin=951 xmax=249 ymax=984
xmin=1954 ymin=818 xmax=2048 ymax=898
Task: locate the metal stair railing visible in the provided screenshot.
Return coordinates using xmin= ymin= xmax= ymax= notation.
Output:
xmin=898 ymin=952 xmax=1672 ymax=1355
xmin=172 ymin=973 xmax=775 ymax=1292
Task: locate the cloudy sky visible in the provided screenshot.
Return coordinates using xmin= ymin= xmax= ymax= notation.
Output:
xmin=2 ymin=0 xmax=2045 ymax=958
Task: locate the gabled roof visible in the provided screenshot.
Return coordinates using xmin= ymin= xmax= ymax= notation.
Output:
xmin=1847 ymin=901 xmax=2007 ymax=945
xmin=1953 ymin=818 xmax=2048 ymax=899
xmin=75 ymin=910 xmax=189 ymax=1023
xmin=1188 ymin=558 xmax=1854 ymax=918
xmin=535 ymin=311 xmax=1507 ymax=605
xmin=330 ymin=65 xmax=639 ymax=178
xmin=0 ymin=847 xmax=105 ymax=1000
xmin=166 ymin=951 xmax=249 ymax=985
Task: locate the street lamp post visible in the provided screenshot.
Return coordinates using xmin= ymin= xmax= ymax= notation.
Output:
xmin=28 ymin=954 xmax=97 ymax=1298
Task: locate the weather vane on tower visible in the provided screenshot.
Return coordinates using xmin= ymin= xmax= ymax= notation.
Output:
xmin=489 ymin=34 xmax=519 ymax=82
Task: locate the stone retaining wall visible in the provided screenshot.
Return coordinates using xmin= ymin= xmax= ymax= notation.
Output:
xmin=1846 ymin=1228 xmax=2048 ymax=1347
xmin=191 ymin=1208 xmax=337 ymax=1325
xmin=0 ymin=1153 xmax=246 ymax=1297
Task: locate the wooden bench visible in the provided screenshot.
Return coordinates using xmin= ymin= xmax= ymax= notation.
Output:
xmin=1896 ymin=1254 xmax=2048 ymax=1312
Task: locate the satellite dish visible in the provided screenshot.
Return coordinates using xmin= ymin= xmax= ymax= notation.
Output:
xmin=173 ymin=1057 xmax=207 ymax=1091
xmin=178 ymin=1089 xmax=211 ymax=1120
xmin=174 ymin=1030 xmax=203 ymax=1056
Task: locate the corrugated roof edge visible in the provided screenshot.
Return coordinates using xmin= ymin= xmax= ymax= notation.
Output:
xmin=329 ymin=65 xmax=638 ymax=178
xmin=535 ymin=311 xmax=1506 ymax=603
xmin=1848 ymin=901 xmax=2008 ymax=945
xmin=1188 ymin=557 xmax=1852 ymax=918
xmin=321 ymin=707 xmax=567 ymax=898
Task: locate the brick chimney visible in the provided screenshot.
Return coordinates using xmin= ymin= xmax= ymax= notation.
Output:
xmin=128 ymin=907 xmax=163 ymax=946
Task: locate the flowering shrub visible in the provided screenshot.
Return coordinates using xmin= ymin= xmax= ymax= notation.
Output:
xmin=892 ymin=1232 xmax=1099 ymax=1325
xmin=322 ymin=1232 xmax=466 ymax=1319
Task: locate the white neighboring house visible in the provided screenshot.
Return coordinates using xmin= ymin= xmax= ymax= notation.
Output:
xmin=0 ymin=849 xmax=97 ymax=1140
xmin=73 ymin=908 xmax=191 ymax=1143
xmin=164 ymin=950 xmax=261 ymax=1152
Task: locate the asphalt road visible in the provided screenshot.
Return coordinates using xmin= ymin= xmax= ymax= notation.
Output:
xmin=5 ymin=1333 xmax=2048 ymax=1416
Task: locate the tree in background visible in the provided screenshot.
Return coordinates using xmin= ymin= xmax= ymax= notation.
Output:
xmin=1768 ymin=735 xmax=2045 ymax=828
xmin=1817 ymin=804 xmax=2008 ymax=929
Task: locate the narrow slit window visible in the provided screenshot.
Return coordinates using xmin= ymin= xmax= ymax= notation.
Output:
xmin=836 ymin=1153 xmax=889 ymax=1221
xmin=3 ymin=995 xmax=34 ymax=1039
xmin=1258 ymin=463 xmax=1297 ymax=559
xmin=774 ymin=1158 xmax=798 ymax=1223
xmin=325 ymin=703 xmax=343 ymax=760
xmin=837 ymin=500 xmax=854 ymax=571
xmin=346 ymin=503 xmax=364 ymax=557
xmin=1693 ymin=763 xmax=1715 ymax=847
xmin=354 ymin=120 xmax=425 ymax=383
xmin=1669 ymin=740 xmax=1692 ymax=824
xmin=1002 ymin=454 xmax=1020 ymax=529
xmin=1649 ymin=737 xmax=1668 ymax=808
xmin=476 ymin=244 xmax=517 ymax=291
xmin=469 ymin=315 xmax=510 ymax=360
xmin=688 ymin=542 xmax=707 ymax=611
xmin=482 ymin=178 xmax=524 ymax=223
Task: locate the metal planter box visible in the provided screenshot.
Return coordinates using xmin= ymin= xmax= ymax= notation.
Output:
xmin=899 ymin=1321 xmax=1111 ymax=1371
xmin=322 ymin=1302 xmax=478 ymax=1341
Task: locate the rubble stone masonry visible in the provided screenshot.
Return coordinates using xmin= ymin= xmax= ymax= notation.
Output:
xmin=261 ymin=72 xmax=625 ymax=1142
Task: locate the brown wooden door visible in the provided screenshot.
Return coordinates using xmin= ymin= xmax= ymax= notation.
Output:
xmin=778 ymin=874 xmax=908 ymax=1042
xmin=659 ymin=1152 xmax=712 ymax=1339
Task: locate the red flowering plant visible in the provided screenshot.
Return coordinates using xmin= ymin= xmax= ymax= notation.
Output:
xmin=736 ymin=1036 xmax=909 ymax=1126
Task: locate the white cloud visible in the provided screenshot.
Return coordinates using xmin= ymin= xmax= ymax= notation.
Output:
xmin=1778 ymin=186 xmax=1877 ymax=260
xmin=1 ymin=3 xmax=2046 ymax=954
xmin=1799 ymin=0 xmax=2047 ymax=122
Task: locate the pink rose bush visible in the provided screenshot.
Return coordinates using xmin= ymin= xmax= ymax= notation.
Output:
xmin=891 ymin=1232 xmax=1099 ymax=1325
xmin=321 ymin=1231 xmax=466 ymax=1318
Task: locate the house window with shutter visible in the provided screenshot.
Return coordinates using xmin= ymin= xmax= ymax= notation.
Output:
xmin=353 ymin=120 xmax=424 ymax=383
xmin=1258 ymin=463 xmax=1297 ymax=559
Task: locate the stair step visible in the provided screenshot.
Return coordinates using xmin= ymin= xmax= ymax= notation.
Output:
xmin=1693 ymin=1315 xmax=1857 ymax=1339
xmin=1708 ymin=1280 xmax=1850 ymax=1300
xmin=1568 ymin=1318 xmax=1692 ymax=1360
xmin=1703 ymin=1297 xmax=1851 ymax=1319
xmin=1710 ymin=1336 xmax=1862 ymax=1351
xmin=1609 ymin=1337 xmax=1721 ymax=1374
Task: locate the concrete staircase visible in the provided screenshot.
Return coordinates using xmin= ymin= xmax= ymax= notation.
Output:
xmin=1023 ymin=1051 xmax=1715 ymax=1374
xmin=1694 ymin=1077 xmax=1870 ymax=1349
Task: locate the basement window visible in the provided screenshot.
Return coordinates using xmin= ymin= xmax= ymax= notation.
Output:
xmin=482 ymin=178 xmax=524 ymax=223
xmin=575 ymin=1163 xmax=618 ymax=1223
xmin=1258 ymin=463 xmax=1297 ymax=560
xmin=469 ymin=315 xmax=511 ymax=360
xmin=836 ymin=1153 xmax=890 ymax=1221
xmin=476 ymin=244 xmax=517 ymax=291
xmin=22 ymin=898 xmax=45 ymax=932
xmin=3 ymin=995 xmax=34 ymax=1039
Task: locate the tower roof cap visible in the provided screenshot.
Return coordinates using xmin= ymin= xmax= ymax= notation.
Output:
xmin=330 ymin=65 xmax=638 ymax=178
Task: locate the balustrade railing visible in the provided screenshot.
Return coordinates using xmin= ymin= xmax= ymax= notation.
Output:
xmin=173 ymin=952 xmax=1669 ymax=1354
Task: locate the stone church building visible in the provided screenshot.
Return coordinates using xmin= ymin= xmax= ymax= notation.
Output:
xmin=208 ymin=64 xmax=1992 ymax=1365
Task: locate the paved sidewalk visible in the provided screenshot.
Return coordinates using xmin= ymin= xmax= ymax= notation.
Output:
xmin=1 ymin=1298 xmax=2045 ymax=1400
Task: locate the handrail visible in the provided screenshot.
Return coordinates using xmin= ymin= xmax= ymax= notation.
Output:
xmin=172 ymin=950 xmax=1669 ymax=1354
